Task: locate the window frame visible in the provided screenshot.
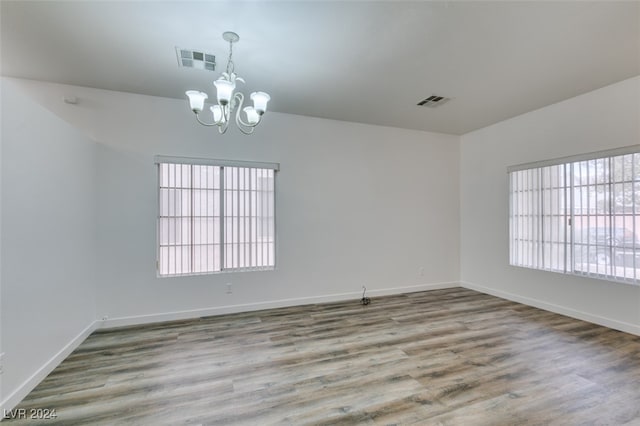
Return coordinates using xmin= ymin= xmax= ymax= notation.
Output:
xmin=155 ymin=155 xmax=279 ymax=277
xmin=508 ymin=145 xmax=640 ymax=285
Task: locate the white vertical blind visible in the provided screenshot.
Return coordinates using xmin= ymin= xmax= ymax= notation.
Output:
xmin=157 ymin=159 xmax=277 ymax=277
xmin=509 ymin=148 xmax=640 ymax=284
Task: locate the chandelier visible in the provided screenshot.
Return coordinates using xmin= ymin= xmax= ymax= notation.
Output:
xmin=185 ymin=31 xmax=271 ymax=135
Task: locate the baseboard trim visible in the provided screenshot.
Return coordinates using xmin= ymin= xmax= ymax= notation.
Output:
xmin=460 ymin=281 xmax=640 ymax=336
xmin=0 ymin=320 xmax=100 ymax=415
xmin=101 ymin=281 xmax=460 ymax=329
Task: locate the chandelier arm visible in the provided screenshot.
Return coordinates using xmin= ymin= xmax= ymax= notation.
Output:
xmin=234 ymin=92 xmax=261 ymax=131
xmin=234 ymin=92 xmax=249 ymax=128
xmin=237 ymin=115 xmax=261 ymax=128
xmin=236 ymin=116 xmax=256 ymax=134
xmin=237 ymin=126 xmax=255 ymax=135
xmin=218 ymin=105 xmax=230 ymax=134
xmin=234 ymin=92 xmax=245 ymax=111
xmin=195 ymin=114 xmax=220 ymax=127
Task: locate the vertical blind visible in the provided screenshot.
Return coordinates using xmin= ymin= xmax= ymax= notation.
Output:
xmin=156 ymin=156 xmax=277 ymax=277
xmin=510 ymin=164 xmax=569 ymax=273
xmin=509 ymin=146 xmax=640 ymax=284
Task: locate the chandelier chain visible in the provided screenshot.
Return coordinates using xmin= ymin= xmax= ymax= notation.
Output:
xmin=226 ymin=38 xmax=235 ymax=75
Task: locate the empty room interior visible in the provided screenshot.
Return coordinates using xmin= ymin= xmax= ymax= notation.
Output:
xmin=1 ymin=1 xmax=640 ymax=424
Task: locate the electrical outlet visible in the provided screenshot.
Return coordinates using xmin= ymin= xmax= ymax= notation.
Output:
xmin=419 ymin=267 xmax=424 ymax=276
xmin=0 ymin=352 xmax=5 ymax=375
xmin=226 ymin=283 xmax=232 ymax=294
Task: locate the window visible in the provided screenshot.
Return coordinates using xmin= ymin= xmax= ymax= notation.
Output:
xmin=509 ymin=146 xmax=640 ymax=284
xmin=156 ymin=156 xmax=278 ymax=277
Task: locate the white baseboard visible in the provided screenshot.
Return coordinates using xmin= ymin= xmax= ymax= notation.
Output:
xmin=460 ymin=281 xmax=640 ymax=336
xmin=102 ymin=281 xmax=460 ymax=329
xmin=0 ymin=320 xmax=100 ymax=415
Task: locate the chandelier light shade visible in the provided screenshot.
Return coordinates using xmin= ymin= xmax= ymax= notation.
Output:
xmin=185 ymin=90 xmax=208 ymax=113
xmin=251 ymin=92 xmax=271 ymax=114
xmin=185 ymin=31 xmax=270 ymax=135
xmin=243 ymin=106 xmax=259 ymax=125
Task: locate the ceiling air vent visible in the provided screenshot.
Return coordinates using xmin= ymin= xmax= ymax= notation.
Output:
xmin=176 ymin=47 xmax=216 ymax=71
xmin=417 ymin=95 xmax=450 ymax=108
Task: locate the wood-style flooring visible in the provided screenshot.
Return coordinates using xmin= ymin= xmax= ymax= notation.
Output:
xmin=5 ymin=288 xmax=640 ymax=425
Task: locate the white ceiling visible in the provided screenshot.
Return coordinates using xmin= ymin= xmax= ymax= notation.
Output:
xmin=1 ymin=1 xmax=638 ymax=135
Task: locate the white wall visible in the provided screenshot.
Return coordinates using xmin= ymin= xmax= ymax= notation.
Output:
xmin=460 ymin=76 xmax=640 ymax=334
xmin=0 ymin=67 xmax=4 ymax=407
xmin=9 ymin=78 xmax=460 ymax=326
xmin=0 ymin=79 xmax=99 ymax=409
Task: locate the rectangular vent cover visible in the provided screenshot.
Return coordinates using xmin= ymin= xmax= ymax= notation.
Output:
xmin=417 ymin=95 xmax=450 ymax=108
xmin=176 ymin=47 xmax=216 ymax=71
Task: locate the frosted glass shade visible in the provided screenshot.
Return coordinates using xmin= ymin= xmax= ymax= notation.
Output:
xmin=214 ymin=79 xmax=235 ymax=105
xmin=185 ymin=91 xmax=208 ymax=113
xmin=210 ymin=105 xmax=225 ymax=123
xmin=250 ymin=92 xmax=270 ymax=115
xmin=243 ymin=106 xmax=260 ymax=125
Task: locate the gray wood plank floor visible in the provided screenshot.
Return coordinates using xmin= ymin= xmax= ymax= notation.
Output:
xmin=5 ymin=288 xmax=640 ymax=425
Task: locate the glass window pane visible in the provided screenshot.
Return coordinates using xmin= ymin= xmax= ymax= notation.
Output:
xmin=158 ymin=162 xmax=275 ymax=275
xmin=510 ymin=151 xmax=639 ymax=283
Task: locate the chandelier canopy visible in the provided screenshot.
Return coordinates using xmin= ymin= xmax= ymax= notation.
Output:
xmin=185 ymin=31 xmax=270 ymax=135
